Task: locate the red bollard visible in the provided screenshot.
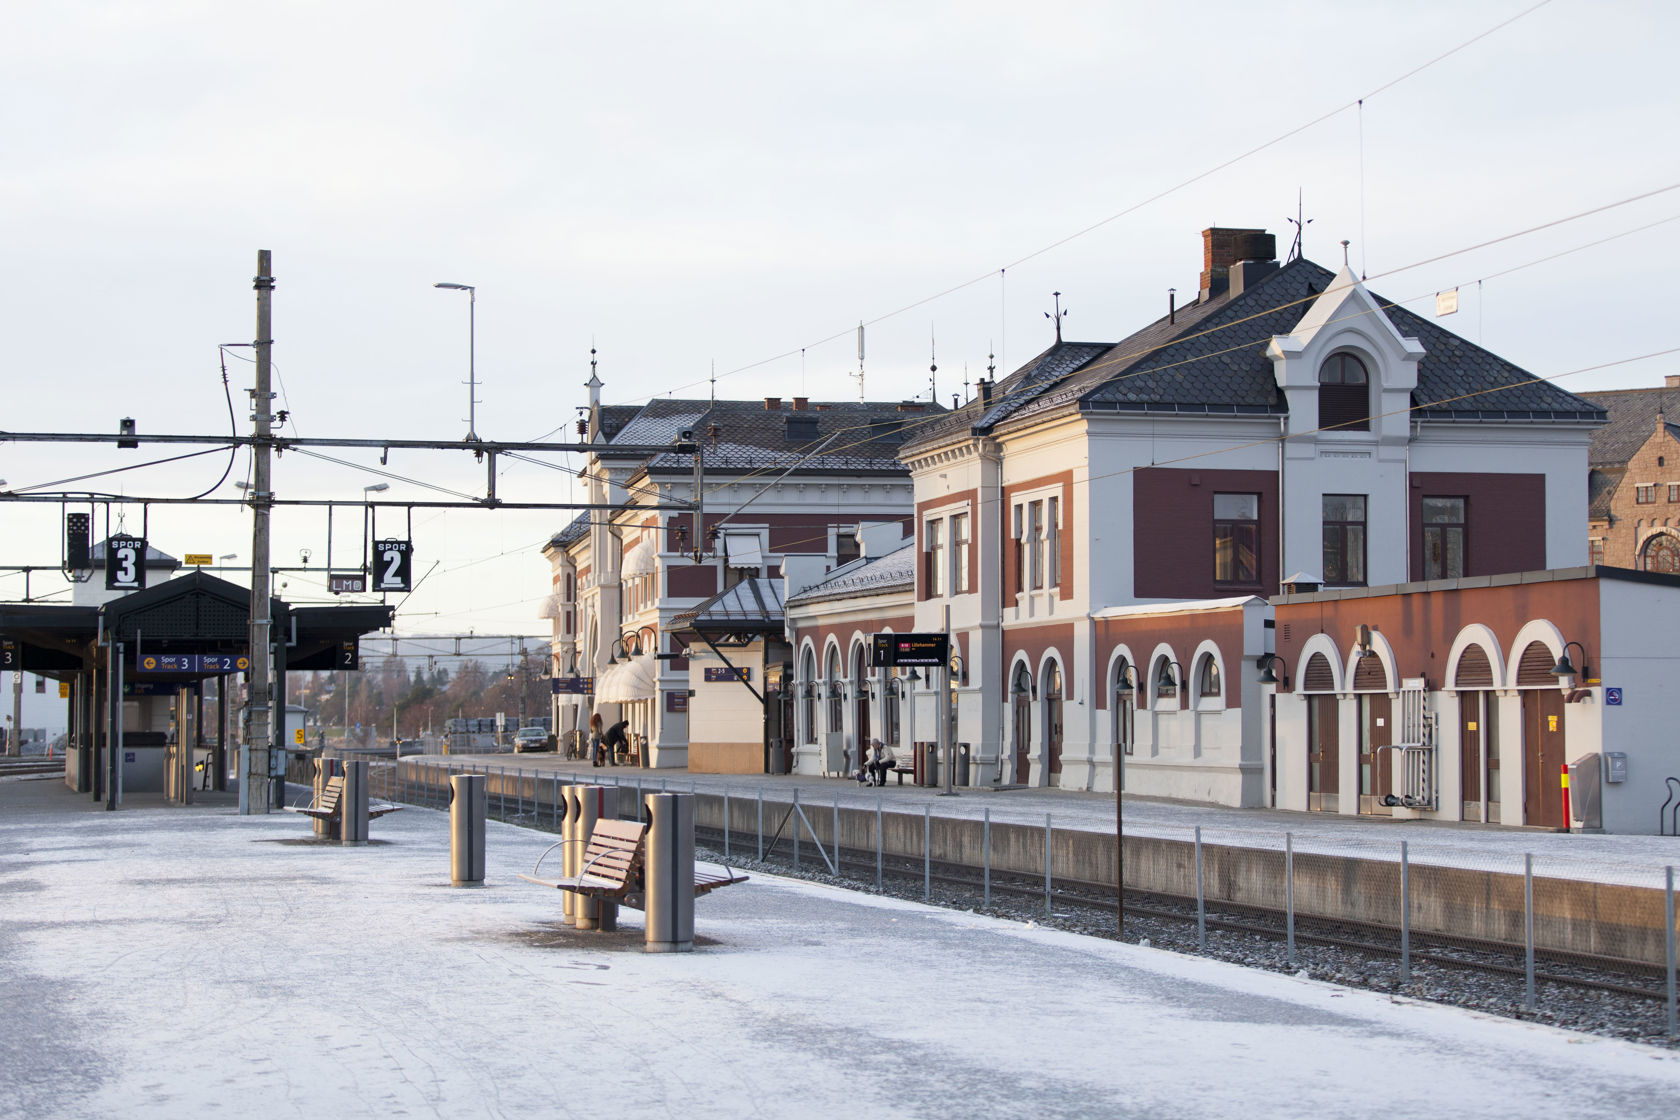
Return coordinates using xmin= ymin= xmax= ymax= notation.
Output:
xmin=1560 ymin=763 xmax=1571 ymax=832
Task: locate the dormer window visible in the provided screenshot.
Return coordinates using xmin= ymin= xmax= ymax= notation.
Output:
xmin=786 ymin=416 xmax=820 ymax=442
xmin=1318 ymin=352 xmax=1370 ymax=432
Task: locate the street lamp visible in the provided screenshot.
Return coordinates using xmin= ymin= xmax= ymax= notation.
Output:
xmin=363 ymin=483 xmax=389 ymax=496
xmin=433 ymin=282 xmax=478 ymax=442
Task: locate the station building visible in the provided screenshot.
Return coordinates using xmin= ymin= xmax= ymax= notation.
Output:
xmin=541 ymin=370 xmax=933 ymax=768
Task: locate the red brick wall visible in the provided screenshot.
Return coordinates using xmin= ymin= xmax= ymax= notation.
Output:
xmin=1094 ymin=608 xmax=1246 ymax=709
xmin=916 ymin=488 xmax=978 ymax=601
xmin=1408 ymin=473 xmax=1546 ymax=581
xmin=1004 ymin=471 xmax=1075 ymax=601
xmin=1133 ymin=467 xmax=1279 ymax=599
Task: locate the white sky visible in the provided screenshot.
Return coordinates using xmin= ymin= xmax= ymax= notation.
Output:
xmin=3 ymin=0 xmax=1678 ymax=668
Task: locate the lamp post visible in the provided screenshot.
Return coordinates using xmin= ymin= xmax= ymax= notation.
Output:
xmin=1113 ymin=663 xmax=1140 ymax=935
xmin=433 ymin=282 xmax=478 ymax=442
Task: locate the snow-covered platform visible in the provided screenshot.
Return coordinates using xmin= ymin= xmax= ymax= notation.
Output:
xmin=422 ymin=754 xmax=1680 ymax=887
xmin=3 ymin=776 xmax=1677 ymax=1119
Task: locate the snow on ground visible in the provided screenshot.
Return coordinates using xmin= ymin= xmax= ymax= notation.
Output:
xmin=423 ymin=754 xmax=1680 ymax=888
xmin=3 ymin=778 xmax=1677 ymax=1120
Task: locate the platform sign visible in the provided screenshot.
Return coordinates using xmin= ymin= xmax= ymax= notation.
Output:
xmin=136 ymin=653 xmax=247 ymax=674
xmin=328 ymin=572 xmax=367 ymax=595
xmin=0 ymin=641 xmax=15 ymax=670
xmin=371 ymin=539 xmax=412 ymax=592
xmin=105 ymin=534 xmax=147 ymax=591
xmin=338 ymin=639 xmax=359 ymax=670
xmin=871 ymin=633 xmax=893 ymax=668
xmin=886 ymin=632 xmax=949 ymax=667
xmin=703 ymin=666 xmax=751 ymax=683
xmin=184 ymin=553 xmax=214 ymax=567
xmin=551 ymin=676 xmax=594 ymax=695
xmin=1605 ymin=687 xmax=1623 ymax=706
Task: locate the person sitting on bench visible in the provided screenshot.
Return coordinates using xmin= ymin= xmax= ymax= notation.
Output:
xmin=865 ymin=739 xmax=894 ymax=787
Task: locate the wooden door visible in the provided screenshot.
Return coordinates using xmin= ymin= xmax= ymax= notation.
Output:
xmin=1459 ymin=695 xmax=1482 ymax=821
xmin=1308 ymin=694 xmax=1339 ymax=812
xmin=1013 ymin=693 xmax=1032 ymax=784
xmin=1522 ymin=689 xmax=1566 ymax=828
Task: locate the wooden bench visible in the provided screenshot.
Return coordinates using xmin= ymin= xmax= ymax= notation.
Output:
xmin=284 ymin=775 xmax=402 ymax=836
xmin=520 ymin=818 xmax=748 ymax=927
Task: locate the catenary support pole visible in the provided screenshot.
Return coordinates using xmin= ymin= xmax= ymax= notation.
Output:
xmin=243 ymin=249 xmax=276 ymax=815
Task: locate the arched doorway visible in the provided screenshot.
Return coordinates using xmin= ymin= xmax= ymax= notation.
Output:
xmin=1353 ymin=652 xmax=1392 ymax=815
xmin=1515 ymin=640 xmax=1566 ymax=829
xmin=1301 ymin=652 xmax=1339 ymax=812
xmin=799 ymin=645 xmax=817 ymax=749
xmin=1453 ymin=643 xmax=1499 ymax=822
xmin=851 ymin=643 xmax=870 ymax=771
xmin=824 ymin=645 xmax=843 ymax=740
xmin=1011 ymin=662 xmax=1033 ymax=785
xmin=1111 ymin=657 xmax=1133 ymax=790
xmin=1043 ymin=660 xmax=1064 ymax=787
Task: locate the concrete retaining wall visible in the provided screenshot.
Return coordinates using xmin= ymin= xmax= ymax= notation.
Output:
xmin=389 ymin=762 xmax=1675 ymax=968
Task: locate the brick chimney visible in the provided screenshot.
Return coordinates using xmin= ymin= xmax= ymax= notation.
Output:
xmin=764 ymin=397 xmax=782 ymax=410
xmin=1201 ymin=227 xmax=1277 ymax=300
xmin=791 ymin=397 xmax=809 ymax=411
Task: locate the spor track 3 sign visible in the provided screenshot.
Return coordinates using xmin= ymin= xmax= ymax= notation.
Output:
xmin=105 ymin=534 xmax=147 ymax=591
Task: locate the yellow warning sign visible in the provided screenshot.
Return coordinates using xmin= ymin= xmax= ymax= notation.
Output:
xmin=294 ymin=728 xmax=306 ymax=745
xmin=184 ymin=554 xmax=214 ymax=567
xmin=59 ymin=682 xmax=70 ymax=698
xmin=1548 ymin=715 xmax=1559 ymax=732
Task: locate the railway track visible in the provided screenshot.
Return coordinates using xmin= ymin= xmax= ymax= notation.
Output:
xmin=698 ymin=821 xmax=1675 ymax=1005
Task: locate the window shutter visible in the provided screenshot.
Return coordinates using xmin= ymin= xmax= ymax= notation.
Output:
xmin=1318 ymin=384 xmax=1370 ymax=431
xmin=1352 ymin=654 xmax=1388 ymax=691
xmin=1453 ymin=645 xmax=1494 ymax=689
xmin=1516 ymin=641 xmax=1556 ymax=687
xmin=1302 ymin=652 xmax=1335 ymax=692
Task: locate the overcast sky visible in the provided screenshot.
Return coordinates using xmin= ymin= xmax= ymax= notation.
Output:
xmin=3 ymin=0 xmax=1678 ymax=708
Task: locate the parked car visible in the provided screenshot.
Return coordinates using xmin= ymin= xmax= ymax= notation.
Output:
xmin=512 ymin=726 xmax=550 ymax=753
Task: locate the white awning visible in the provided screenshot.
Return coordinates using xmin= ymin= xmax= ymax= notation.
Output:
xmin=623 ymin=538 xmax=658 ymax=577
xmin=723 ymin=532 xmax=764 ymax=569
xmin=595 ymin=653 xmax=656 ymax=703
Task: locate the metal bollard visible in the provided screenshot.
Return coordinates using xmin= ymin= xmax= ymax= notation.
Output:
xmin=341 ymin=760 xmax=370 ymax=846
xmin=644 ymin=793 xmax=696 ymax=953
xmin=560 ymin=785 xmax=582 ymax=926
xmin=449 ymin=774 xmax=487 ymax=887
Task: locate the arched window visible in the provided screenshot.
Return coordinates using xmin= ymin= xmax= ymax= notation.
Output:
xmin=1198 ymin=655 xmax=1221 ymax=699
xmin=1642 ymin=533 xmax=1680 ymax=573
xmin=1153 ymin=655 xmax=1180 ymax=709
xmin=800 ymin=646 xmax=817 ymax=744
xmin=1318 ymin=352 xmax=1371 ymax=432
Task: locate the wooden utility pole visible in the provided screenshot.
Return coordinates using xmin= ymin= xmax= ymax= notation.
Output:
xmin=243 ymin=251 xmax=276 ymax=814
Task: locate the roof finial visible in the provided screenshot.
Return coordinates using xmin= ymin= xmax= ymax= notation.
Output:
xmin=1045 ymin=291 xmax=1067 ymax=343
xmin=1341 ymin=239 xmax=1351 ymax=267
xmin=1286 ymin=188 xmax=1313 ymax=262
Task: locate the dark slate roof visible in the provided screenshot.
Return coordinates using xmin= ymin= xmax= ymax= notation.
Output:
xmin=907 ymin=256 xmax=1604 ymax=450
xmin=668 ymin=577 xmax=784 ymax=632
xmin=1588 ymin=468 xmax=1622 ymax=521
xmin=786 ymin=543 xmax=916 ymax=607
xmin=549 ymin=511 xmax=590 ymax=549
xmin=1578 ymin=387 xmax=1680 ymax=467
xmin=608 ymin=397 xmax=943 ymax=476
xmin=597 ymin=404 xmax=641 ymax=443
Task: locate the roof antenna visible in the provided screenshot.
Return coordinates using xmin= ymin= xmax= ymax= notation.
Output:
xmin=928 ymin=328 xmax=938 ymax=404
xmin=1045 ymin=291 xmax=1067 ymax=343
xmin=852 ymin=322 xmax=866 ymax=402
xmin=1341 ymin=240 xmax=1351 ymax=267
xmin=1286 ymin=188 xmax=1312 ymax=262
xmin=709 ymin=359 xmax=716 ymax=406
xmin=1168 ymin=287 xmax=1176 ymax=325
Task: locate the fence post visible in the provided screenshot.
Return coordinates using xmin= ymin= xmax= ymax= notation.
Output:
xmin=923 ymin=805 xmax=932 ymax=902
xmin=1400 ymin=840 xmax=1411 ymax=985
xmin=1285 ymin=832 xmax=1296 ymax=967
xmin=833 ymin=791 xmax=840 ymax=874
xmin=793 ymin=787 xmax=801 ymax=872
xmin=757 ymin=789 xmax=763 ymax=861
xmin=1666 ymin=865 xmax=1676 ymax=1039
xmin=723 ymin=787 xmax=731 ymax=860
xmin=1044 ymin=813 xmax=1053 ymax=917
xmin=517 ymin=767 xmax=523 ymax=819
xmin=875 ymin=795 xmax=883 ymax=891
xmin=1525 ymin=853 xmax=1536 ymax=1012
xmin=1195 ymin=825 xmax=1205 ymax=952
xmin=983 ymin=806 xmax=991 ymax=909
xmin=553 ymin=775 xmax=560 ymax=830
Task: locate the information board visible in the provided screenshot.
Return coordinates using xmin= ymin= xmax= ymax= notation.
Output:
xmin=882 ymin=632 xmax=949 ymax=667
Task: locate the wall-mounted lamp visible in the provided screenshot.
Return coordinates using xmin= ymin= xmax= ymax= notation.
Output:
xmin=949 ymin=653 xmax=967 ymax=686
xmin=1550 ymin=640 xmax=1590 ymax=684
xmin=1155 ymin=659 xmax=1183 ymax=696
xmin=1354 ymin=623 xmax=1376 ymax=659
xmin=1257 ymin=652 xmax=1289 ymax=689
xmin=1010 ymin=677 xmax=1035 ymax=701
xmin=1114 ymin=663 xmax=1140 ymax=700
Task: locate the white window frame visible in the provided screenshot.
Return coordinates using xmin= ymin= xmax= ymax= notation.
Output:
xmin=925 ymin=517 xmax=945 ymax=597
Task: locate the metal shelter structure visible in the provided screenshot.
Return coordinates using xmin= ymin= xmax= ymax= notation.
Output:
xmin=0 ymin=571 xmax=391 ymax=809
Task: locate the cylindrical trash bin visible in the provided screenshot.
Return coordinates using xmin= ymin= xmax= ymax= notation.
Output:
xmin=341 ymin=759 xmax=370 ymax=845
xmin=921 ymin=743 xmax=939 ymax=788
xmin=449 ymin=774 xmax=487 ymax=886
xmin=767 ymin=741 xmax=789 ymax=775
xmin=644 ymin=793 xmax=696 ymax=953
xmin=955 ymin=743 xmax=971 ymax=787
